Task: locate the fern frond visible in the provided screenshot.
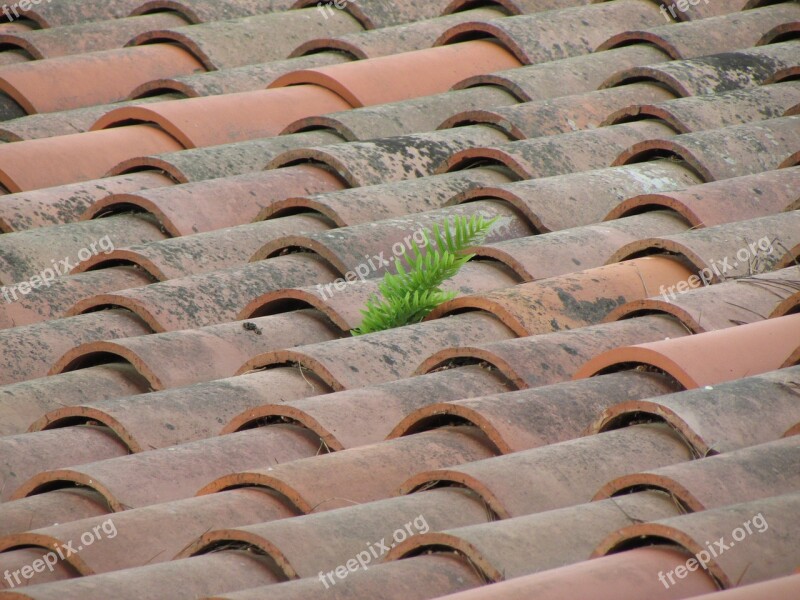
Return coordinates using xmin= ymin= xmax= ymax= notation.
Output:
xmin=351 ymin=214 xmax=498 ymax=335
xmin=351 ymin=289 xmax=455 ymax=336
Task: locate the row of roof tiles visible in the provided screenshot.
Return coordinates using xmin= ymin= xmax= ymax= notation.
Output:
xmin=0 ymin=0 xmax=798 ymax=598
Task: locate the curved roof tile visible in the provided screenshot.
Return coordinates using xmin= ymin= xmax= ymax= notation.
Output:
xmin=594 ymin=492 xmax=800 ymax=588
xmin=606 ymin=166 xmax=800 ymax=226
xmin=576 ymin=313 xmax=800 ymax=388
xmin=589 ymin=366 xmax=800 ymax=456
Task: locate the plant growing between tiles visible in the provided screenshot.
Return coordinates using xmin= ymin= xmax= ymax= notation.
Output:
xmin=351 ymin=214 xmax=497 ymax=335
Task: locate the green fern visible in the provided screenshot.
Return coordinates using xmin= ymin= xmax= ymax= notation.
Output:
xmin=351 ymin=214 xmax=497 ymax=335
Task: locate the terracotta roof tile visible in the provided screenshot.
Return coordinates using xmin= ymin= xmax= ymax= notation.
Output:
xmin=269 ymin=40 xmax=520 ymax=106
xmin=15 ymin=0 xmax=157 ymax=28
xmin=576 ymin=313 xmax=800 ymax=388
xmin=603 ymin=41 xmax=800 ymax=96
xmin=437 ymin=0 xmax=667 ymax=65
xmin=241 ymin=312 xmax=515 ymax=389
xmin=251 ymin=201 xmax=530 ymax=273
xmin=386 ymin=490 xmax=682 ymax=584
xmin=384 ymin=433 xmax=798 ymax=588
xmin=211 ymin=554 xmax=482 ymax=600
xmin=606 ymin=166 xmax=800 ymax=226
xmin=83 ymin=165 xmax=344 ymax=236
xmin=285 ymin=86 xmax=516 ymax=141
xmin=68 ymin=253 xmax=340 ymax=331
xmin=598 ymin=4 xmax=800 ymax=58
xmin=0 ymin=426 xmax=129 ymax=502
xmin=473 ymin=212 xmax=689 ymax=281
xmin=269 ymin=126 xmax=510 ymax=187
xmin=445 ymin=121 xmax=677 ymax=179
xmin=56 ymin=201 xmax=524 ymax=331
xmin=441 ymin=82 xmax=677 ymax=140
xmin=0 ymin=550 xmax=284 ymax=599
xmin=93 ymin=85 xmax=353 ymax=148
xmin=130 ymin=52 xmax=351 ymax=98
xmin=479 ymin=436 xmax=800 ymax=576
xmin=416 ymin=315 xmax=690 ymax=387
xmin=672 ymin=0 xmax=752 ymax=20
xmin=605 ymin=81 xmax=800 ymax=133
xmin=0 ymin=487 xmax=295 ymax=576
xmin=8 ymin=424 xmax=321 ymax=510
xmin=0 ymin=172 xmax=173 ymax=232
xmin=129 ymin=0 xmax=298 ymax=24
xmin=681 ymin=574 xmax=800 ymax=600
xmin=614 ymin=116 xmax=800 ymax=181
xmin=292 ymin=0 xmax=453 ymax=29
xmin=0 ymin=363 xmax=151 ymax=437
xmin=128 ymin=8 xmax=363 ymax=70
xmin=606 ymin=266 xmax=800 ymax=333
xmin=33 ymin=364 xmax=333 ymax=452
xmin=259 ymin=168 xmax=513 ymax=226
xmin=594 ymin=436 xmax=800 ymax=509
xmin=0 ymin=548 xmax=80 ymax=588
xmin=463 ymin=0 xmax=604 ymax=15
xmin=0 ymin=22 xmax=33 ymax=34
xmin=204 ymin=426 xmax=498 ymax=510
xmin=594 ymin=492 xmax=800 ymax=587
xmin=390 ymin=371 xmax=678 ymax=453
xmin=81 ymin=43 xmax=517 ymax=154
xmin=430 ymin=546 xmax=716 ymax=600
xmin=0 ymin=94 xmax=184 ymax=142
xmin=0 ymin=12 xmax=189 ymax=59
xmin=180 ymin=489 xmax=493 ymax=578
xmin=0 ymin=488 xmax=110 ymax=538
xmin=0 ymin=44 xmax=204 ymax=114
xmin=450 ymin=160 xmax=700 ymax=232
xmin=0 ymin=266 xmax=154 ymax=328
xmin=0 ymin=215 xmax=165 ymax=285
xmin=48 ymin=309 xmax=339 ymax=391
xmin=221 ymin=365 xmax=513 ymax=448
xmin=458 ymin=44 xmax=671 ymax=101
xmin=78 ymin=215 xmax=332 ymax=280
xmin=110 ymin=130 xmax=344 ymax=182
xmin=1 ymin=3 xmax=798 ymax=598
xmin=426 ymin=257 xmax=694 ymax=336
xmin=0 ymin=125 xmax=184 ymax=191
xmin=0 ymin=52 xmax=29 ymax=72
xmin=400 ymin=423 xmax=692 ymax=518
xmin=242 ymin=260 xmax=519 ymax=332
xmin=0 ymin=309 xmax=151 ymax=385
xmin=589 ymin=365 xmax=800 ymax=454
xmin=292 ymin=7 xmax=507 ymax=59
xmin=608 ymin=211 xmax=800 ymax=278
